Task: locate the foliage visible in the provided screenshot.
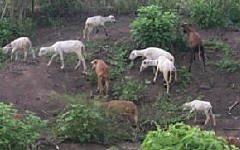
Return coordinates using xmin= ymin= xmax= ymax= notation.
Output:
xmin=0 ymin=18 xmax=34 ymax=46
xmin=189 ymin=0 xmax=224 ymax=28
xmin=106 ymin=42 xmax=135 ymax=80
xmin=205 ymin=40 xmax=240 ymax=72
xmin=112 ymin=77 xmax=145 ymax=102
xmin=55 ymin=102 xmax=135 ymax=144
xmin=141 ymin=123 xmax=239 ymax=150
xmin=130 ymin=5 xmax=180 ymax=49
xmin=178 ymin=65 xmax=191 ymax=87
xmin=216 ymin=57 xmax=240 ymax=73
xmin=188 ymin=0 xmax=226 ymax=28
xmin=0 ymin=103 xmax=47 ymax=150
xmin=0 ymin=48 xmax=8 ymax=69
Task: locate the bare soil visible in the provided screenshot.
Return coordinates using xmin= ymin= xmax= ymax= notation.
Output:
xmin=0 ymin=15 xmax=240 ymax=149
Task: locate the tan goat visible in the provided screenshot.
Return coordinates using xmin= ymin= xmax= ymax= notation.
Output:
xmin=91 ymin=59 xmax=109 ymax=95
xmin=102 ymin=100 xmax=138 ymax=127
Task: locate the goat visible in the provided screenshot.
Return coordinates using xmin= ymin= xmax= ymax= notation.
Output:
xmin=38 ymin=40 xmax=87 ymax=73
xmin=140 ymin=56 xmax=177 ymax=93
xmin=183 ymin=100 xmax=216 ymax=126
xmin=102 ymin=100 xmax=138 ymax=127
xmin=181 ymin=23 xmax=206 ymax=72
xmin=129 ymin=47 xmax=174 ymax=62
xmin=91 ymin=59 xmax=110 ymax=95
xmin=83 ymin=15 xmax=116 ymax=41
xmin=2 ymin=37 xmax=35 ymax=61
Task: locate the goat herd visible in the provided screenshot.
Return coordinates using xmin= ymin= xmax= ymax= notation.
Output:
xmin=1 ymin=15 xmax=227 ymax=128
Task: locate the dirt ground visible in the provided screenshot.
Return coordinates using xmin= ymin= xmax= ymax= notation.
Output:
xmin=0 ymin=15 xmax=240 ymax=149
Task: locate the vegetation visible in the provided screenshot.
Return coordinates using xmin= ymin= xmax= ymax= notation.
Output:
xmin=178 ymin=65 xmax=191 ymax=87
xmin=141 ymin=123 xmax=239 ymax=150
xmin=130 ymin=5 xmax=180 ymax=50
xmin=205 ymin=40 xmax=240 ymax=72
xmin=112 ymin=77 xmax=145 ymax=102
xmin=55 ymin=94 xmax=136 ymax=144
xmin=0 ymin=102 xmax=47 ymax=150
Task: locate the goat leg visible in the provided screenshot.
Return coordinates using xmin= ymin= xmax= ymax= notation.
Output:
xmin=188 ymin=48 xmax=194 ymax=72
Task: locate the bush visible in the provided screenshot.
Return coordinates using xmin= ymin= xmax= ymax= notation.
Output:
xmin=55 ymin=103 xmax=127 ymax=144
xmin=0 ymin=18 xmax=34 ymax=46
xmin=141 ymin=123 xmax=239 ymax=150
xmin=112 ymin=77 xmax=145 ymax=101
xmin=130 ymin=5 xmax=180 ymax=49
xmin=188 ymin=0 xmax=226 ymax=28
xmin=0 ymin=103 xmax=47 ymax=150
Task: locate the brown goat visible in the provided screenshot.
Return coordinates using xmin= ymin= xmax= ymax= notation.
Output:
xmin=102 ymin=100 xmax=138 ymax=127
xmin=181 ymin=23 xmax=206 ymax=72
xmin=91 ymin=59 xmax=110 ymax=95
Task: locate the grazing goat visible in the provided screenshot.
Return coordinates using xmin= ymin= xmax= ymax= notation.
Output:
xmin=91 ymin=59 xmax=110 ymax=95
xmin=129 ymin=47 xmax=174 ymax=62
xmin=2 ymin=37 xmax=35 ymax=61
xmin=83 ymin=15 xmax=116 ymax=41
xmin=181 ymin=23 xmax=206 ymax=72
xmin=183 ymin=100 xmax=216 ymax=126
xmin=102 ymin=100 xmax=138 ymax=127
xmin=38 ymin=40 xmax=87 ymax=73
xmin=140 ymin=56 xmax=177 ymax=93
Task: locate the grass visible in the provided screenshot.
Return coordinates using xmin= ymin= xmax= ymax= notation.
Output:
xmin=204 ymin=40 xmax=240 ymax=72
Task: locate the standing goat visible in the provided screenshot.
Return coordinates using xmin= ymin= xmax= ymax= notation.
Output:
xmin=181 ymin=23 xmax=206 ymax=72
xmin=83 ymin=15 xmax=116 ymax=41
xmin=140 ymin=56 xmax=177 ymax=93
xmin=183 ymin=100 xmax=216 ymax=126
xmin=91 ymin=59 xmax=110 ymax=95
xmin=2 ymin=37 xmax=35 ymax=61
xmin=38 ymin=40 xmax=87 ymax=73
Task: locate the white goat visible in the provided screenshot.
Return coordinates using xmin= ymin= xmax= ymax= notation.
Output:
xmin=183 ymin=100 xmax=216 ymax=126
xmin=140 ymin=56 xmax=177 ymax=93
xmin=2 ymin=37 xmax=35 ymax=61
xmin=128 ymin=47 xmax=174 ymax=62
xmin=83 ymin=15 xmax=116 ymax=41
xmin=38 ymin=40 xmax=86 ymax=73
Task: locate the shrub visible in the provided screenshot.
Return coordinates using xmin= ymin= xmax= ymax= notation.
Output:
xmin=112 ymin=77 xmax=145 ymax=101
xmin=130 ymin=5 xmax=180 ymax=49
xmin=0 ymin=103 xmax=47 ymax=150
xmin=188 ymin=0 xmax=226 ymax=28
xmin=0 ymin=18 xmax=34 ymax=46
xmin=216 ymin=57 xmax=240 ymax=73
xmin=55 ymin=103 xmax=133 ymax=144
xmin=141 ymin=123 xmax=239 ymax=150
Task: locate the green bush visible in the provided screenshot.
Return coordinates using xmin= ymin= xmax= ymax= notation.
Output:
xmin=188 ymin=0 xmax=226 ymax=28
xmin=141 ymin=123 xmax=239 ymax=150
xmin=0 ymin=18 xmax=34 ymax=46
xmin=55 ymin=103 xmax=120 ymax=144
xmin=130 ymin=5 xmax=180 ymax=49
xmin=112 ymin=77 xmax=145 ymax=101
xmin=216 ymin=57 xmax=240 ymax=72
xmin=0 ymin=103 xmax=47 ymax=150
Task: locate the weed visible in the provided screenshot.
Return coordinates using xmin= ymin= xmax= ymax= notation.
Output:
xmin=112 ymin=77 xmax=145 ymax=101
xmin=178 ymin=66 xmax=191 ymax=87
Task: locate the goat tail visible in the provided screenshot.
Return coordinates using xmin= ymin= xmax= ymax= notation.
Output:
xmin=209 ymin=107 xmax=216 ymax=126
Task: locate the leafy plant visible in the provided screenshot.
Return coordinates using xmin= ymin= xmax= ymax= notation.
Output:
xmin=112 ymin=77 xmax=145 ymax=101
xmin=188 ymin=0 xmax=226 ymax=28
xmin=130 ymin=5 xmax=180 ymax=49
xmin=141 ymin=123 xmax=239 ymax=150
xmin=216 ymin=57 xmax=240 ymax=72
xmin=0 ymin=103 xmax=47 ymax=150
xmin=55 ymin=100 xmax=135 ymax=144
xmin=178 ymin=65 xmax=191 ymax=87
xmin=0 ymin=18 xmax=34 ymax=46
